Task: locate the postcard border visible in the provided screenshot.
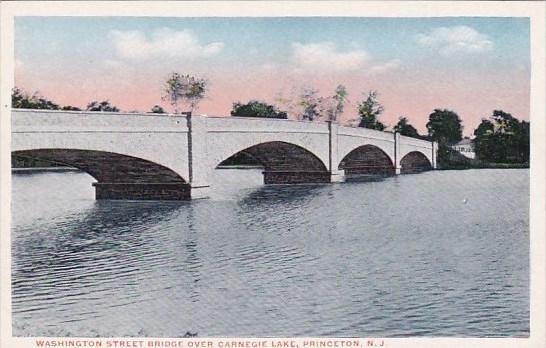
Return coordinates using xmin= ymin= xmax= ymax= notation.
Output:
xmin=1 ymin=2 xmax=544 ymax=348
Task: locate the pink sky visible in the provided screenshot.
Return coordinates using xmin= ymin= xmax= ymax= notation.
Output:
xmin=16 ymin=64 xmax=529 ymax=137
xmin=15 ymin=17 xmax=530 ymax=137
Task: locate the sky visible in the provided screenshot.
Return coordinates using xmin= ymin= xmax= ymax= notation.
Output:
xmin=15 ymin=17 xmax=530 ymax=136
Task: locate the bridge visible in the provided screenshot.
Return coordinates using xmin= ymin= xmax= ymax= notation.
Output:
xmin=11 ymin=109 xmax=437 ymax=200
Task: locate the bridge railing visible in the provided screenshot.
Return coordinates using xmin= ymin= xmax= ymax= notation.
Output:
xmin=205 ymin=115 xmax=330 ymax=134
xmin=11 ymin=109 xmax=188 ymax=132
xmin=337 ymin=124 xmax=395 ymax=142
xmin=398 ymin=134 xmax=433 ymax=149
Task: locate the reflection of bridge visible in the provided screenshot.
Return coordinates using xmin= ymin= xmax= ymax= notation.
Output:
xmin=12 ymin=109 xmax=437 ymax=200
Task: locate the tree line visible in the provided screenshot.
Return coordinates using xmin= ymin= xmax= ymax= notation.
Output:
xmin=12 ymin=72 xmax=530 ymax=166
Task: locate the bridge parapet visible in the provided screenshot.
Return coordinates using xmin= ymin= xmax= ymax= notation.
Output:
xmin=337 ymin=125 xmax=396 ymax=142
xmin=12 ymin=109 xmax=188 ymax=132
xmin=398 ymin=134 xmax=433 ymax=149
xmin=206 ymin=115 xmax=329 ymax=134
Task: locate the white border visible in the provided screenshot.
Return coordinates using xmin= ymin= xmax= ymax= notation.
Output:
xmin=1 ymin=2 xmax=544 ymax=348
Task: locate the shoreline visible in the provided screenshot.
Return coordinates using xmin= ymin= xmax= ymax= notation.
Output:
xmin=440 ymin=163 xmax=529 ymax=170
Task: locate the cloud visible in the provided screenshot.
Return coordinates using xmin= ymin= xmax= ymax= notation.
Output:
xmin=15 ymin=59 xmax=24 ymax=69
xmin=290 ymin=42 xmax=369 ymax=72
xmin=108 ymin=28 xmax=224 ymax=60
xmin=369 ymin=59 xmax=401 ymax=74
xmin=416 ymin=26 xmax=493 ymax=55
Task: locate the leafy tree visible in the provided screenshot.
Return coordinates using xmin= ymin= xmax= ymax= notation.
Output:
xmin=473 ymin=119 xmax=495 ymax=161
xmin=162 ymin=73 xmax=207 ymax=115
xmin=426 ymin=109 xmax=463 ymax=144
xmin=86 ymin=100 xmax=120 ymax=112
xmin=12 ymin=87 xmax=60 ymax=110
xmin=231 ymin=100 xmax=287 ymax=119
xmin=518 ymin=120 xmax=530 ymax=162
xmin=394 ymin=116 xmax=421 ymax=138
xmin=325 ymin=85 xmax=348 ymax=122
xmin=357 ymin=91 xmax=385 ymax=130
xmin=298 ymin=87 xmax=324 ymax=121
xmin=151 ymin=105 xmax=166 ymax=114
xmin=473 ymin=110 xmax=529 ymax=163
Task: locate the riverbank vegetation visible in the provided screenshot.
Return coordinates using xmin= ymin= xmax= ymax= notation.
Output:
xmin=427 ymin=109 xmax=530 ymax=170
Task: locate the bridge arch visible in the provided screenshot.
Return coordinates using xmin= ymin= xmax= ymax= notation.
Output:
xmin=338 ymin=144 xmax=395 ymax=177
xmin=400 ymin=151 xmax=432 ymax=174
xmin=13 ymin=149 xmax=190 ymax=200
xmin=217 ymin=141 xmax=330 ymax=184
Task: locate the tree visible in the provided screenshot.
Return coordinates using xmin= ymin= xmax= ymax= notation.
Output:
xmin=86 ymin=100 xmax=120 ymax=112
xmin=357 ymin=91 xmax=385 ymax=130
xmin=151 ymin=105 xmax=166 ymax=114
xmin=297 ymin=87 xmax=324 ymax=121
xmin=473 ymin=119 xmax=495 ymax=161
xmin=394 ymin=116 xmax=421 ymax=138
xmin=162 ymin=73 xmax=207 ymax=115
xmin=426 ymin=109 xmax=463 ymax=144
xmin=231 ymin=100 xmax=287 ymax=119
xmin=473 ymin=110 xmax=529 ymax=163
xmin=518 ymin=120 xmax=530 ymax=163
xmin=12 ymin=87 xmax=60 ymax=110
xmin=325 ymin=85 xmax=348 ymax=122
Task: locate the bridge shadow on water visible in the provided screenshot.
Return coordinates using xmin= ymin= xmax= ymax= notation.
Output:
xmin=12 ymin=200 xmax=187 ymax=279
xmin=12 ymin=198 xmax=209 ymax=330
xmin=343 ymin=174 xmax=392 ymax=183
xmin=237 ymin=183 xmax=326 ymax=206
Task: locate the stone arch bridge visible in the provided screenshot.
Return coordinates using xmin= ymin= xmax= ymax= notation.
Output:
xmin=12 ymin=109 xmax=437 ymax=200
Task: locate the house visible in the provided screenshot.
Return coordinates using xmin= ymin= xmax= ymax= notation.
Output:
xmin=451 ymin=138 xmax=475 ymax=159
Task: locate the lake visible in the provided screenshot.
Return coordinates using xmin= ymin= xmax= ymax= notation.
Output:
xmin=11 ymin=169 xmax=529 ymax=337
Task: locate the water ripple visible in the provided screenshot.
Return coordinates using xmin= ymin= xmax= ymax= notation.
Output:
xmin=11 ymin=169 xmax=529 ymax=337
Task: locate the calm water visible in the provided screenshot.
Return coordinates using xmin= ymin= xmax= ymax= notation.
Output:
xmin=11 ymin=169 xmax=529 ymax=337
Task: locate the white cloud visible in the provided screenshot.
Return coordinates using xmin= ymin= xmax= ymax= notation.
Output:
xmin=15 ymin=59 xmax=24 ymax=69
xmin=108 ymin=28 xmax=224 ymax=60
xmin=416 ymin=26 xmax=493 ymax=55
xmin=290 ymin=42 xmax=369 ymax=72
xmin=369 ymin=59 xmax=401 ymax=74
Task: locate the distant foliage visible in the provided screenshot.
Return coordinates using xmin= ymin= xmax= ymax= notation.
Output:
xmin=86 ymin=100 xmax=120 ymax=112
xmin=473 ymin=110 xmax=529 ymax=163
xmin=325 ymin=84 xmax=348 ymax=122
xmin=162 ymin=73 xmax=207 ymax=115
xmin=276 ymin=85 xmax=348 ymax=122
xmin=298 ymin=87 xmax=324 ymax=121
xmin=12 ymin=87 xmax=60 ymax=110
xmin=394 ymin=116 xmax=422 ymax=139
xmin=357 ymin=91 xmax=386 ymax=130
xmin=12 ymin=87 xmax=84 ymax=111
xmin=426 ymin=109 xmax=463 ymax=144
xmin=231 ymin=100 xmax=287 ymax=119
xmin=150 ymin=105 xmax=166 ymax=114
xmin=61 ymin=105 xmax=82 ymax=111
